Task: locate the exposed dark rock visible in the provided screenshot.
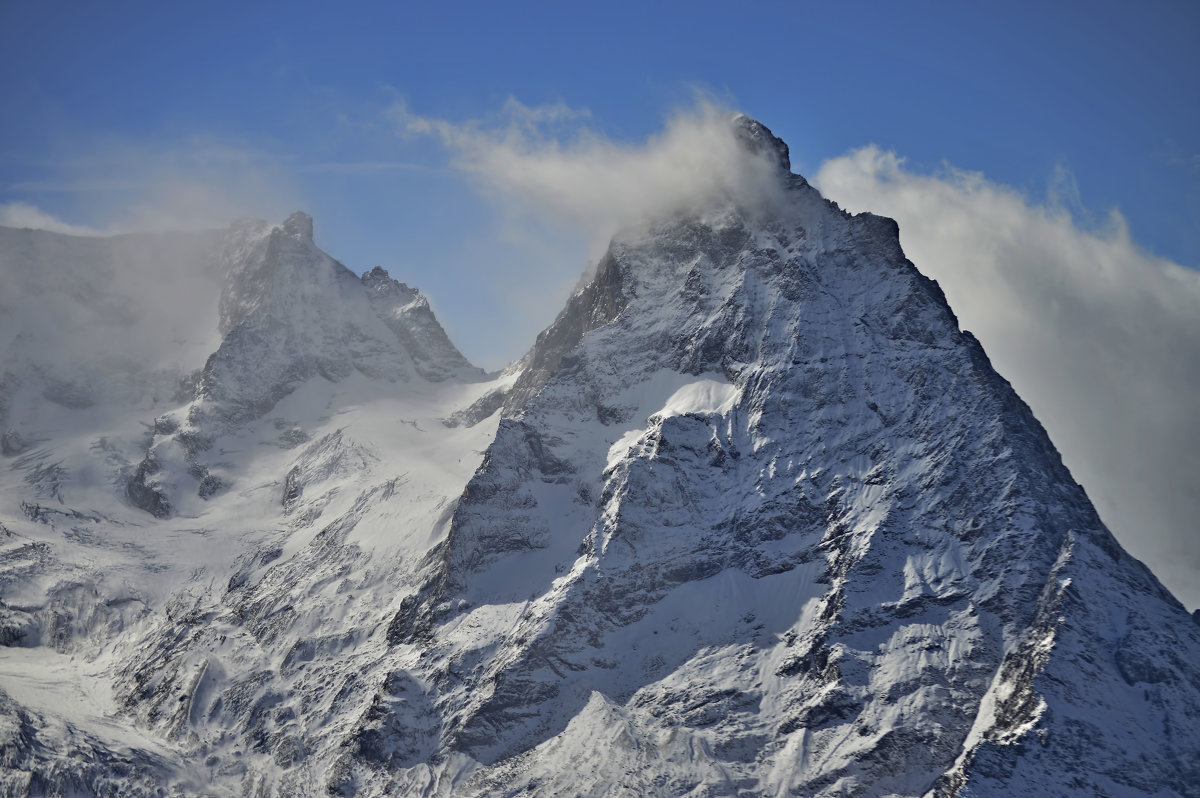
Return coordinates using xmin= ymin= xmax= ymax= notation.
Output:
xmin=125 ymin=456 xmax=171 ymax=518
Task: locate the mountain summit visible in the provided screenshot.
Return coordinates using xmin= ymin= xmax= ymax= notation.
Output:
xmin=123 ymin=213 xmax=487 ymax=518
xmin=1 ymin=119 xmax=1197 ymax=797
xmin=730 ymin=112 xmax=792 ymax=171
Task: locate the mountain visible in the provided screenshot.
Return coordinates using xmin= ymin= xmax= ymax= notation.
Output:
xmin=125 ymin=211 xmax=487 ymax=518
xmin=1 ymin=118 xmax=1197 ymax=797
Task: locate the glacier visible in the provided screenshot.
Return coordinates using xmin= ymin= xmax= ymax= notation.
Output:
xmin=0 ymin=117 xmax=1197 ymax=797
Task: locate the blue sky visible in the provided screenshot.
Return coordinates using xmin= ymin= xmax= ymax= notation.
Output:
xmin=2 ymin=2 xmax=1199 ymax=606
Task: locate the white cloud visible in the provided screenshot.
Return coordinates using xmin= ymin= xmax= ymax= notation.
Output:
xmin=0 ymin=202 xmax=105 ymax=236
xmin=0 ymin=221 xmax=226 ymax=385
xmin=814 ymin=147 xmax=1200 ymax=611
xmin=391 ymin=97 xmax=787 ymax=252
xmin=0 ymin=139 xmax=299 ymax=380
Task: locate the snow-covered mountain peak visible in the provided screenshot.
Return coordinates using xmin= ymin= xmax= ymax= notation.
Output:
xmin=361 ymin=265 xmax=420 ymax=307
xmin=216 ymin=211 xmax=354 ymax=336
xmin=121 ymin=212 xmax=487 ymax=515
xmin=499 ymin=157 xmax=897 ymax=419
xmin=415 ymin=125 xmax=1200 ymax=794
xmin=729 ymin=112 xmax=791 ymax=173
xmin=359 ymin=265 xmax=487 ymax=383
xmin=281 ymin=209 xmax=314 ymax=241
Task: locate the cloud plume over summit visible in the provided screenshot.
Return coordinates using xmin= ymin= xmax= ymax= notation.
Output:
xmin=392 ymin=99 xmax=788 ymax=248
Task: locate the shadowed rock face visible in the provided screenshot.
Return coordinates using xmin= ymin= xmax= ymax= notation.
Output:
xmin=2 ymin=119 xmax=1198 ymax=797
xmin=730 ymin=112 xmax=791 ymax=172
xmin=361 ymin=266 xmax=487 ymax=384
xmin=504 ymin=250 xmax=631 ymax=414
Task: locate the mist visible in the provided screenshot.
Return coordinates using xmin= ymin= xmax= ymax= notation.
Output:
xmin=814 ymin=146 xmax=1200 ymax=611
xmin=0 ymin=202 xmax=104 ymax=237
xmin=0 ymin=139 xmax=302 ymax=397
xmin=387 ymin=99 xmax=795 ymax=369
xmin=0 ymin=226 xmax=226 ymax=399
xmin=393 ymin=98 xmax=788 ymax=256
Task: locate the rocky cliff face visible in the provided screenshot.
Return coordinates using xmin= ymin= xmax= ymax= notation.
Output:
xmin=361 ymin=265 xmax=487 ymax=384
xmin=1 ymin=119 xmax=1197 ymax=797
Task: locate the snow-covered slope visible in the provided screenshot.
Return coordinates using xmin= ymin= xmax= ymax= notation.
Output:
xmin=399 ymin=119 xmax=1200 ymax=796
xmin=124 ymin=211 xmax=489 ymax=519
xmin=1 ymin=118 xmax=1197 ymax=797
xmin=0 ymin=214 xmax=504 ymax=795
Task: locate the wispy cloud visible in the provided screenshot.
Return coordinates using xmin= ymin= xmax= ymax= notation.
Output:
xmin=382 ymin=96 xmax=795 ymax=372
xmin=0 ymin=202 xmax=105 ymax=236
xmin=815 ymin=147 xmax=1200 ymax=610
xmin=390 ymin=96 xmax=787 ymax=251
xmin=1158 ymin=139 xmax=1200 ymax=173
